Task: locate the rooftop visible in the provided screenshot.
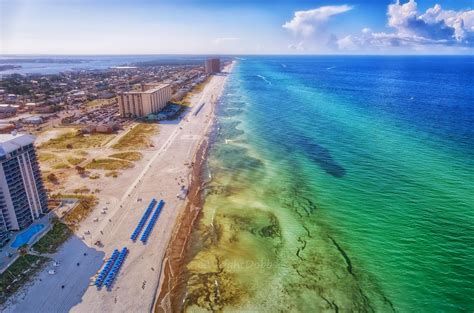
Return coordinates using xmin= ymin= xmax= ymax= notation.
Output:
xmin=0 ymin=133 xmax=36 ymax=157
xmin=124 ymin=83 xmax=170 ymax=95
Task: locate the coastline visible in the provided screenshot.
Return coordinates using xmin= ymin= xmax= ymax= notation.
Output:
xmin=153 ymin=136 xmax=209 ymax=313
xmin=154 ymin=65 xmax=232 ymax=312
xmin=2 ymin=62 xmax=234 ymax=313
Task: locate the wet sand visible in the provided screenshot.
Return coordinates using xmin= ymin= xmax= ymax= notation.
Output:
xmin=154 ymin=137 xmax=210 ymax=313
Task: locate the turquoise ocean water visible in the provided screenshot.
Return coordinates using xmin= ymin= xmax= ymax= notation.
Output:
xmin=184 ymin=56 xmax=473 ymax=312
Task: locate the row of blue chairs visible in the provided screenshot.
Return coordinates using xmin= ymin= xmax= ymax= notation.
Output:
xmin=94 ymin=249 xmax=119 ymax=288
xmin=103 ymin=247 xmax=128 ymax=289
xmin=140 ymin=200 xmax=165 ymax=243
xmin=130 ymin=199 xmax=157 ymax=241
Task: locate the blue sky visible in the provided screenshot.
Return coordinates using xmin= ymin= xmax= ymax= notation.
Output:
xmin=1 ymin=0 xmax=473 ymax=54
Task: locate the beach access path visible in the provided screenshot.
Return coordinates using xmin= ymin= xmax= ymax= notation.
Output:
xmin=2 ymin=62 xmax=234 ymax=313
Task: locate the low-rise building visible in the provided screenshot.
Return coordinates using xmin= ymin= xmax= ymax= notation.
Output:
xmin=0 ymin=104 xmax=19 ymax=118
xmin=23 ymin=116 xmax=44 ymax=125
xmin=25 ymin=103 xmax=37 ymax=111
xmin=0 ymin=104 xmax=18 ymax=113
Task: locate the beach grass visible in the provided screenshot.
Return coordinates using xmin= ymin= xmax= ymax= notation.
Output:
xmin=50 ymin=194 xmax=98 ymax=227
xmin=72 ymin=187 xmax=91 ymax=194
xmin=173 ymin=99 xmax=192 ymax=107
xmin=112 ymin=123 xmax=158 ymax=150
xmin=67 ymin=156 xmax=86 ymax=166
xmin=85 ymin=158 xmax=133 ymax=170
xmin=39 ymin=131 xmax=113 ymax=149
xmin=109 ymin=151 xmax=143 ymax=161
xmin=86 ymin=98 xmax=116 ymax=108
xmin=105 ymin=171 xmax=120 ymax=178
xmin=37 ymin=152 xmax=57 ymax=162
xmin=51 ymin=162 xmax=70 ymax=170
xmin=192 ymin=77 xmax=211 ymax=94
xmin=0 ymin=255 xmax=49 ymax=304
xmin=89 ymin=173 xmax=101 ymax=180
xmin=32 ymin=222 xmax=72 ymax=254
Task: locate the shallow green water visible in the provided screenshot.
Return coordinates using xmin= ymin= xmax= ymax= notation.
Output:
xmin=183 ymin=56 xmax=474 ymax=312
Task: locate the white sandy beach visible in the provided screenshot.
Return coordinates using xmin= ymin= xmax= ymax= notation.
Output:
xmin=2 ymin=62 xmax=234 ymax=313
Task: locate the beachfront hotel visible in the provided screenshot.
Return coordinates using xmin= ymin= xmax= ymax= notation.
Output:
xmin=117 ymin=83 xmax=172 ymax=118
xmin=0 ymin=133 xmax=48 ymax=246
xmin=205 ymin=58 xmax=221 ymax=74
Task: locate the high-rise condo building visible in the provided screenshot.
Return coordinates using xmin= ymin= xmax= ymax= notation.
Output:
xmin=118 ymin=83 xmax=172 ymax=118
xmin=205 ymin=58 xmax=221 ymax=74
xmin=0 ymin=133 xmax=48 ymax=246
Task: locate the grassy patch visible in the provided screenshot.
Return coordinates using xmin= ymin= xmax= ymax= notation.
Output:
xmin=0 ymin=254 xmax=49 ymax=304
xmin=52 ymin=162 xmax=70 ymax=170
xmin=37 ymin=152 xmax=57 ymax=162
xmin=50 ymin=194 xmax=98 ymax=227
xmin=173 ymin=99 xmax=191 ymax=107
xmin=89 ymin=173 xmax=101 ymax=180
xmin=86 ymin=98 xmax=116 ymax=108
xmin=105 ymin=171 xmax=120 ymax=178
xmin=85 ymin=158 xmax=133 ymax=170
xmin=109 ymin=151 xmax=143 ymax=161
xmin=32 ymin=222 xmax=72 ymax=254
xmin=112 ymin=123 xmax=158 ymax=150
xmin=192 ymin=77 xmax=211 ymax=93
xmin=72 ymin=187 xmax=90 ymax=194
xmin=39 ymin=131 xmax=113 ymax=149
xmin=67 ymin=156 xmax=86 ymax=166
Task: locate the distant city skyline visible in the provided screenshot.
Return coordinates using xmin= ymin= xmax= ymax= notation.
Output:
xmin=1 ymin=0 xmax=473 ymax=55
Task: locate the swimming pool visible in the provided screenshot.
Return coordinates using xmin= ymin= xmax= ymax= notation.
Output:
xmin=11 ymin=224 xmax=45 ymax=248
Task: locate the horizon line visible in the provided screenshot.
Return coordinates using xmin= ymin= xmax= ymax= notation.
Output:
xmin=1 ymin=53 xmax=473 ymax=57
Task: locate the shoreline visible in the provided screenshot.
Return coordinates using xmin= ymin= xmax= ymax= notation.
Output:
xmin=153 ymin=136 xmax=210 ymax=313
xmin=153 ymin=66 xmax=232 ymax=312
xmin=2 ymin=62 xmax=235 ymax=313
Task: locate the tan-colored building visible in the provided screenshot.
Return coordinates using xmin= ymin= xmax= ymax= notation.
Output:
xmin=118 ymin=83 xmax=172 ymax=118
xmin=205 ymin=58 xmax=221 ymax=74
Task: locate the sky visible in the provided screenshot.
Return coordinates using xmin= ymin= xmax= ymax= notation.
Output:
xmin=1 ymin=0 xmax=473 ymax=55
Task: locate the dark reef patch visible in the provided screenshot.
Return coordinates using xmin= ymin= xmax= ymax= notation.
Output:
xmin=211 ymin=145 xmax=265 ymax=175
xmin=296 ymin=135 xmax=346 ymax=178
xmin=204 ymin=184 xmax=237 ymax=197
xmin=200 ymin=222 xmax=223 ymax=248
xmin=218 ymin=106 xmax=245 ymax=118
xmin=280 ymin=186 xmax=319 ymax=218
xmin=216 ymin=120 xmax=245 ymax=141
xmin=222 ymin=210 xmax=282 ymax=242
xmin=185 ymin=256 xmax=246 ymax=311
xmin=328 ymin=235 xmax=354 ymax=276
xmin=258 ymin=214 xmax=281 ymax=239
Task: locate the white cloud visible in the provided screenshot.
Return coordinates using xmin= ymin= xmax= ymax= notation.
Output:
xmin=334 ymin=0 xmax=474 ymax=52
xmin=288 ymin=42 xmax=305 ymax=51
xmin=420 ymin=4 xmax=474 ymax=41
xmin=384 ymin=0 xmax=473 ymax=45
xmin=336 ymin=35 xmax=358 ymax=50
xmin=283 ymin=5 xmax=353 ymax=36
